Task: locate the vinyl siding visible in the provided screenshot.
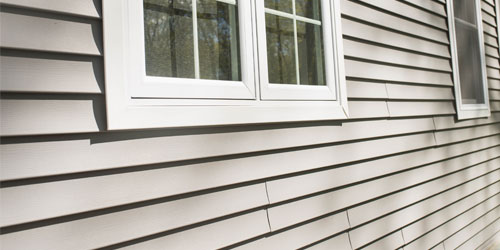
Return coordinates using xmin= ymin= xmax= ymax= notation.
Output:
xmin=1 ymin=0 xmax=499 ymax=250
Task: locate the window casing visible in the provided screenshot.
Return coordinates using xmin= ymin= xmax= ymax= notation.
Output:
xmin=447 ymin=0 xmax=491 ymax=120
xmin=103 ymin=0 xmax=348 ymax=130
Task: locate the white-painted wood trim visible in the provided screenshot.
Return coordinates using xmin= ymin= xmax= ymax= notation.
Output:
xmin=447 ymin=0 xmax=491 ymax=120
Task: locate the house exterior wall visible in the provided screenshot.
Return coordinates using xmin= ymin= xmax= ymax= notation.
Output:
xmin=0 ymin=0 xmax=499 ymax=249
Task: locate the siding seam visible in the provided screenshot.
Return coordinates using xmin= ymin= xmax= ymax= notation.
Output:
xmin=347 ymin=231 xmax=355 ymax=250
xmin=264 ymin=182 xmax=272 ymax=232
xmin=431 ymin=116 xmax=439 ymax=146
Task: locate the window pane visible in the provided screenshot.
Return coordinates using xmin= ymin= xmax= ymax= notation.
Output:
xmin=266 ymin=14 xmax=297 ymax=84
xmin=265 ymin=0 xmax=293 ymax=13
xmin=453 ymin=0 xmax=476 ymax=25
xmin=144 ymin=0 xmax=195 ymax=78
xmin=295 ymin=0 xmax=321 ymax=20
xmin=455 ymin=20 xmax=485 ymax=104
xmin=297 ymin=21 xmax=325 ymax=85
xmin=198 ymin=0 xmax=241 ymax=81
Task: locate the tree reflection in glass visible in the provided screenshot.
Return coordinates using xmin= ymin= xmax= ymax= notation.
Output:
xmin=143 ymin=0 xmax=241 ymax=81
xmin=265 ymin=0 xmax=325 ymax=85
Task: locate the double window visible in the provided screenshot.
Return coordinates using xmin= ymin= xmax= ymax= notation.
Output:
xmin=103 ymin=0 xmax=348 ymax=130
xmin=448 ymin=0 xmax=491 ymax=119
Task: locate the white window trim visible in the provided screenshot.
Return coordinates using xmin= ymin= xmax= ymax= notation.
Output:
xmin=103 ymin=0 xmax=348 ymax=130
xmin=447 ymin=0 xmax=491 ymax=120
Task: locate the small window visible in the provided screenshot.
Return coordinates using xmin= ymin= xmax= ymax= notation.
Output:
xmin=103 ymin=0 xmax=348 ymax=130
xmin=448 ymin=0 xmax=491 ymax=119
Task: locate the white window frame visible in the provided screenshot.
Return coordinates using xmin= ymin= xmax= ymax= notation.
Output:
xmin=130 ymin=0 xmax=256 ymax=100
xmin=256 ymin=0 xmax=338 ymax=101
xmin=447 ymin=0 xmax=491 ymax=120
xmin=103 ymin=0 xmax=348 ymax=130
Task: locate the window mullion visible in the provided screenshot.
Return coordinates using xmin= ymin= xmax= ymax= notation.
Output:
xmin=192 ymin=0 xmax=200 ymax=79
xmin=292 ymin=0 xmax=300 ymax=85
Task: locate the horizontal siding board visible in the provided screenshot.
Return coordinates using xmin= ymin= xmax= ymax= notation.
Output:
xmin=0 ymin=98 xmax=103 ymax=136
xmin=400 ymin=0 xmax=446 ymax=16
xmin=456 ymin=219 xmax=500 ymax=250
xmin=433 ymin=113 xmax=500 ymax=130
xmin=0 ymin=11 xmax=102 ymax=55
xmin=483 ymin=10 xmax=496 ymax=27
xmin=267 ymin=154 xmax=499 ymax=232
xmin=359 ymin=0 xmax=448 ymax=30
xmin=0 ymin=184 xmax=268 ymax=250
xmin=0 ymin=0 xmax=101 ymax=18
xmin=347 ymin=101 xmax=389 ymax=119
xmin=386 ymin=84 xmax=454 ymax=100
xmin=490 ymin=90 xmax=500 ymax=100
xmin=347 ymin=159 xmax=500 ymax=228
xmin=235 ymin=212 xmax=349 ymax=250
xmin=477 ymin=231 xmax=500 ymax=250
xmin=342 ymin=19 xmax=450 ymax=57
xmin=445 ymin=210 xmax=500 ymax=250
xmin=487 ymin=67 xmax=500 ymax=79
xmin=492 ymin=101 xmax=500 ymax=111
xmin=387 ymin=101 xmax=456 ymax=117
xmin=267 ymin=137 xmax=500 ymax=204
xmin=341 ymin=0 xmax=448 ymax=43
xmin=0 ymin=53 xmax=103 ymax=94
xmin=343 ymin=39 xmax=451 ymax=72
xmin=489 ymin=79 xmax=500 ymax=90
xmin=0 ymin=134 xmax=436 ymax=227
xmin=483 ymin=23 xmax=498 ymax=38
xmin=346 ymin=80 xmax=388 ymax=99
xmin=404 ymin=204 xmax=500 ymax=250
xmin=345 ymin=60 xmax=453 ymax=86
xmin=350 ymin=176 xmax=500 ymax=248
xmin=485 ymin=44 xmax=500 ymax=58
xmin=486 ymin=56 xmax=500 ymax=69
xmin=305 ymin=233 xmax=351 ymax=250
xmin=121 ymin=210 xmax=270 ymax=250
xmin=434 ymin=123 xmax=500 ymax=145
xmin=0 ymin=118 xmax=436 ymax=181
xmin=353 ymin=230 xmax=404 ymax=250
xmin=482 ymin=1 xmax=496 ymax=16
xmin=484 ymin=0 xmax=495 ymax=7
xmin=431 ymin=243 xmax=446 ymax=250
xmin=484 ymin=33 xmax=498 ymax=48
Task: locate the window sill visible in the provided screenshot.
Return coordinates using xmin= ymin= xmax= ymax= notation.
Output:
xmin=107 ymin=100 xmax=349 ymax=130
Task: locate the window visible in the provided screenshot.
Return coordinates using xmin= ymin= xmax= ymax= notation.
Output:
xmin=448 ymin=0 xmax=491 ymax=120
xmin=103 ymin=0 xmax=347 ymax=130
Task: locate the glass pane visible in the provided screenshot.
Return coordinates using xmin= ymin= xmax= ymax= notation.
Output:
xmin=266 ymin=14 xmax=297 ymax=84
xmin=453 ymin=0 xmax=476 ymax=25
xmin=455 ymin=21 xmax=485 ymax=104
xmin=144 ymin=0 xmax=195 ymax=78
xmin=265 ymin=0 xmax=293 ymax=13
xmin=295 ymin=0 xmax=321 ymax=20
xmin=197 ymin=0 xmax=241 ymax=81
xmin=297 ymin=21 xmax=325 ymax=85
